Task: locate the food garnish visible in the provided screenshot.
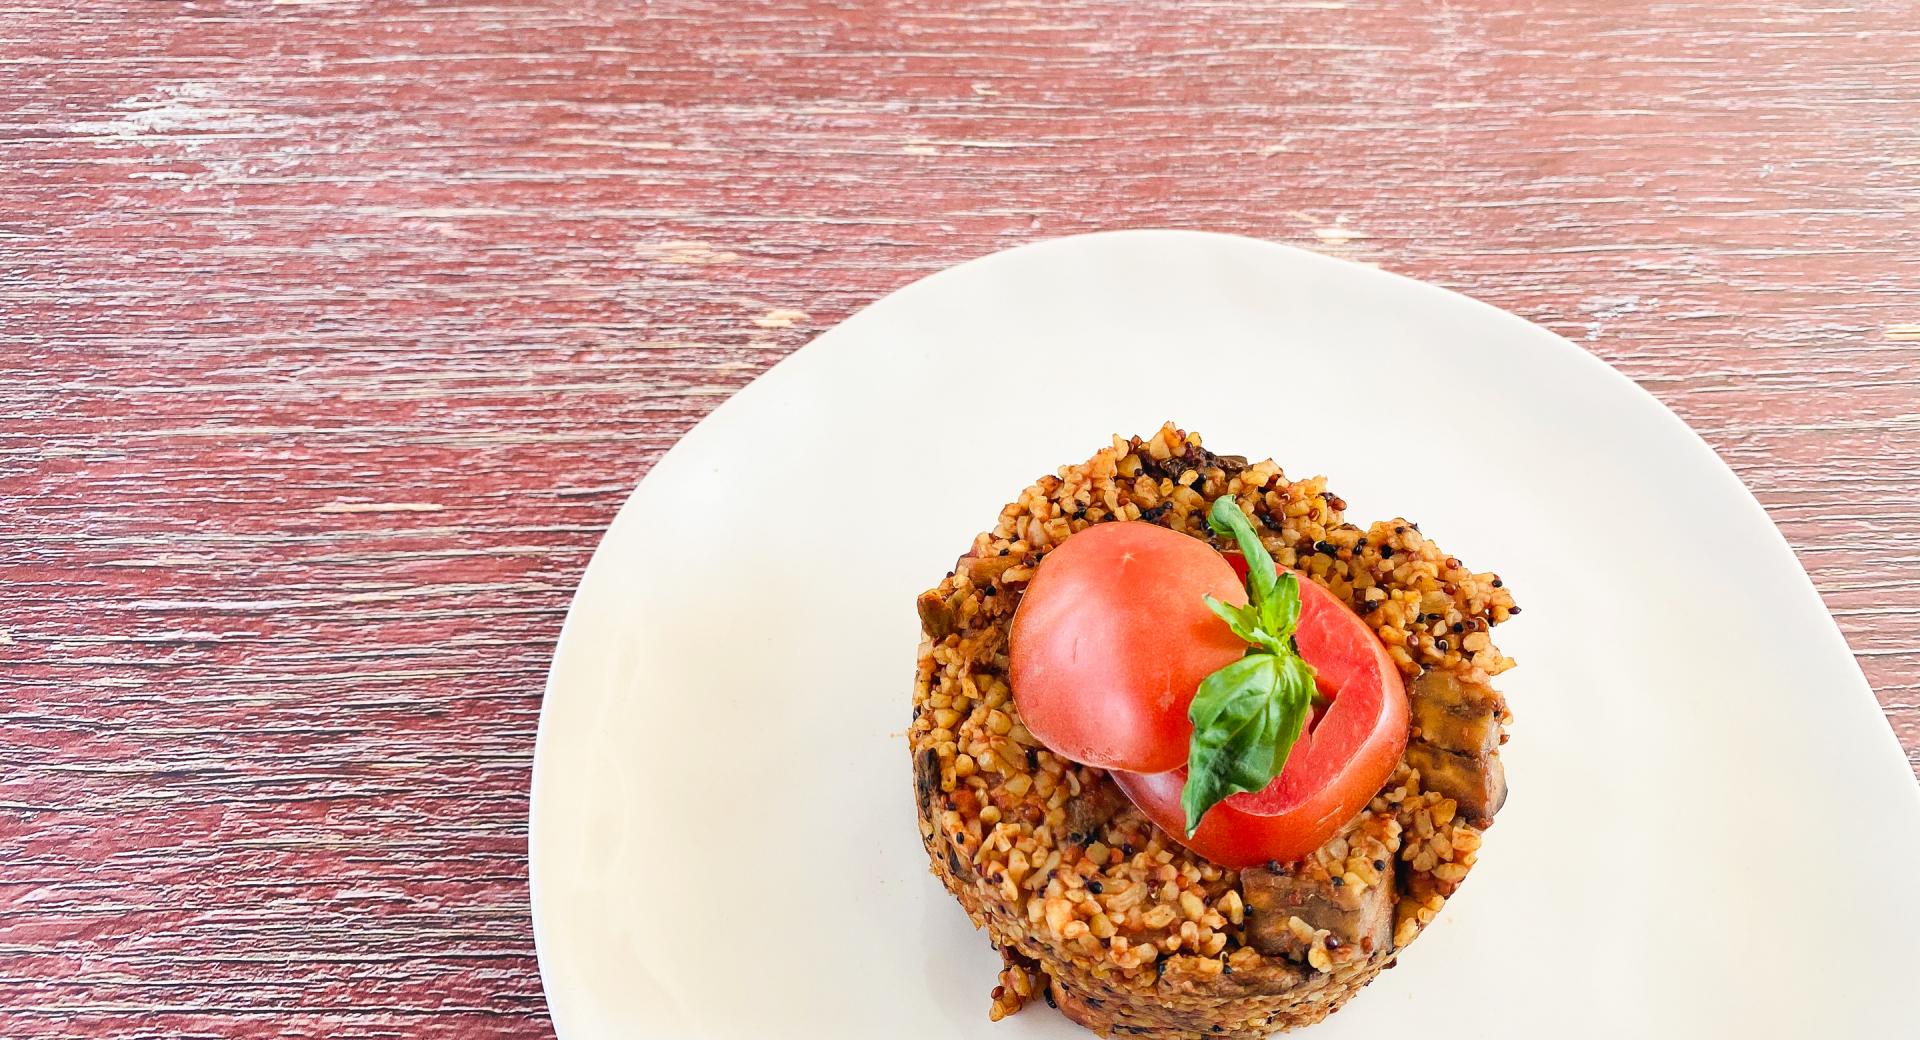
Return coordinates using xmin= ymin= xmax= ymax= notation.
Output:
xmin=1181 ymin=498 xmax=1322 ymax=835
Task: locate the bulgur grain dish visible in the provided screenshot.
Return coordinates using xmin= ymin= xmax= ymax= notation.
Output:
xmin=910 ymin=424 xmax=1519 ymax=1037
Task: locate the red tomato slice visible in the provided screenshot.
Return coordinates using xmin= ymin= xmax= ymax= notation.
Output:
xmin=1009 ymin=522 xmax=1248 ymax=773
xmin=1112 ymin=569 xmax=1408 ymax=868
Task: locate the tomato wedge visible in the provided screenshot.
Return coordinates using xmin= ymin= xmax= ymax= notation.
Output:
xmin=1009 ymin=522 xmax=1248 ymax=773
xmin=1112 ymin=571 xmax=1407 ymax=868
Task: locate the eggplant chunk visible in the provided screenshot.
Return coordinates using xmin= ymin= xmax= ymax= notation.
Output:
xmin=1062 ymin=779 xmax=1128 ymax=842
xmin=1240 ymin=861 xmax=1395 ymax=959
xmin=914 ymin=746 xmax=944 ymax=818
xmin=917 ymin=589 xmax=957 ymax=639
xmin=1405 ymin=741 xmax=1508 ymax=824
xmin=1407 ymin=670 xmax=1503 ymax=756
xmin=957 ymin=552 xmax=1024 ymax=587
xmin=1159 ymin=953 xmax=1308 ymax=998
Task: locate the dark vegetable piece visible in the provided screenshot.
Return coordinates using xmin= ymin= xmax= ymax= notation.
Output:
xmin=1404 ymin=741 xmax=1508 ymax=824
xmin=1062 ymin=778 xmax=1128 ymax=841
xmin=1407 ymin=670 xmax=1503 ymax=756
xmin=1240 ymin=860 xmax=1396 ymax=959
xmin=959 ymin=552 xmax=1024 ymax=586
xmin=917 ymin=590 xmax=957 ymax=639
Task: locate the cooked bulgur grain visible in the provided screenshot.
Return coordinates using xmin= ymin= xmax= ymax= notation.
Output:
xmin=912 ymin=425 xmax=1518 ymax=1038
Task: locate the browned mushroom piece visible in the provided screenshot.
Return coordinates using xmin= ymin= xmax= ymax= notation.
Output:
xmin=1239 ymin=861 xmax=1396 ymax=960
xmin=958 ymin=552 xmax=1025 ymax=587
xmin=1404 ymin=741 xmax=1508 ymax=824
xmin=913 ymin=746 xmax=943 ymax=819
xmin=1159 ymin=955 xmax=1310 ymax=999
xmin=917 ymin=589 xmax=957 ymax=639
xmin=1407 ymin=670 xmax=1504 ymax=755
xmin=1062 ymin=775 xmax=1128 ymax=841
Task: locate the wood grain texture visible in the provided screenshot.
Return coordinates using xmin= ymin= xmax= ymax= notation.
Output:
xmin=2 ymin=0 xmax=1916 ymax=1034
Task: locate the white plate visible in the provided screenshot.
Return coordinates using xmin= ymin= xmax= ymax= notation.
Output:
xmin=530 ymin=230 xmax=1920 ymax=1039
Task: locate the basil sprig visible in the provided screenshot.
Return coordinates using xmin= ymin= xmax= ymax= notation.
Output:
xmin=1180 ymin=498 xmax=1321 ymax=836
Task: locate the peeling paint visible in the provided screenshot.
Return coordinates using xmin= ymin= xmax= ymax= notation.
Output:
xmin=753 ymin=308 xmax=810 ymax=329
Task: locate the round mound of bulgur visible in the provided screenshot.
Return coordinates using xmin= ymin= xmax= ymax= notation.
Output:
xmin=910 ymin=424 xmax=1519 ymax=1038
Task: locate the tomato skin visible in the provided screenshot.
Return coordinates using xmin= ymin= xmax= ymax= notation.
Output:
xmin=1112 ymin=575 xmax=1408 ymax=868
xmin=1009 ymin=522 xmax=1248 ymax=773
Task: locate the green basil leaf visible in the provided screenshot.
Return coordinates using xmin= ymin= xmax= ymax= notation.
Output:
xmin=1266 ymin=653 xmax=1316 ymax=774
xmin=1182 ymin=655 xmax=1286 ymax=834
xmin=1184 ymin=503 xmax=1321 ymax=835
xmin=1207 ymin=497 xmax=1278 ymax=610
xmin=1202 ymin=595 xmax=1262 ymax=647
xmin=1181 ymin=653 xmax=1318 ymax=835
xmin=1259 ymin=570 xmax=1303 ymax=644
xmin=1186 ymin=653 xmax=1275 ymax=735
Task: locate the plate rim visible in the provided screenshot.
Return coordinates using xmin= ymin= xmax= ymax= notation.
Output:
xmin=526 ymin=228 xmax=1919 ymax=1036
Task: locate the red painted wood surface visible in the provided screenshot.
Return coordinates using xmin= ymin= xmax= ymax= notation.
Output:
xmin=3 ymin=0 xmax=1917 ymax=1034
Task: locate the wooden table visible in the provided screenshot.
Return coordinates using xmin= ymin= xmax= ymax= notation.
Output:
xmin=5 ymin=1 xmax=1916 ymax=1034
